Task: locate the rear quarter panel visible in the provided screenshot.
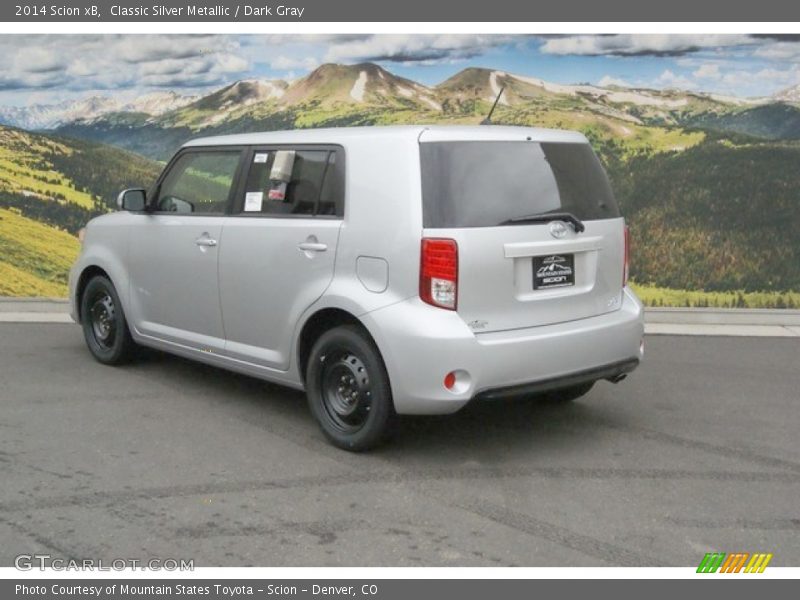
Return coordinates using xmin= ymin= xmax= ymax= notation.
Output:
xmin=322 ymin=132 xmax=424 ymax=314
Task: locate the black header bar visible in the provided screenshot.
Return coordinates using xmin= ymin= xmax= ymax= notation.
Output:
xmin=2 ymin=0 xmax=800 ymax=23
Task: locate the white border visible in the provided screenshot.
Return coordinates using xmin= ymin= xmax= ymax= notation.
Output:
xmin=2 ymin=567 xmax=799 ymax=579
xmin=0 ymin=22 xmax=799 ymax=34
xmin=0 ymin=18 xmax=798 ymax=581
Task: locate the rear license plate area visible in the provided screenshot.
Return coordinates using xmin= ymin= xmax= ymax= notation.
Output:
xmin=533 ymin=254 xmax=575 ymax=290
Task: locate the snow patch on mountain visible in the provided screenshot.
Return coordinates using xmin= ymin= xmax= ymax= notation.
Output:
xmin=397 ymin=86 xmax=414 ymax=98
xmin=420 ymin=96 xmax=442 ymax=111
xmin=489 ymin=71 xmax=510 ymax=106
xmin=350 ymin=71 xmax=368 ymax=102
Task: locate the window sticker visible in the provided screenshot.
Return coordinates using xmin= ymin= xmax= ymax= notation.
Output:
xmin=253 ymin=153 xmax=269 ymax=164
xmin=244 ymin=191 xmax=264 ymax=212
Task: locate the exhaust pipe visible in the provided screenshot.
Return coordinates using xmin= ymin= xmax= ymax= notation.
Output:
xmin=606 ymin=373 xmax=628 ymax=384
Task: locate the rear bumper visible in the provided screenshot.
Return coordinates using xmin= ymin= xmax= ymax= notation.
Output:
xmin=473 ymin=357 xmax=639 ymax=401
xmin=361 ymin=287 xmax=645 ymax=415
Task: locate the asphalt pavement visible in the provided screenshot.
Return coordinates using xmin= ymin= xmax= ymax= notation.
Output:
xmin=0 ymin=323 xmax=798 ymax=567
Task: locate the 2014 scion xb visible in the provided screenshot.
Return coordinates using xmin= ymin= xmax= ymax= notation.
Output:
xmin=69 ymin=126 xmax=644 ymax=451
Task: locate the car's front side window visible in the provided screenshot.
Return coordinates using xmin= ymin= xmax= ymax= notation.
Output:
xmin=156 ymin=150 xmax=241 ymax=215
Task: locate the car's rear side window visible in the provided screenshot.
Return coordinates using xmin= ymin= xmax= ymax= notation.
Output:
xmin=420 ymin=141 xmax=620 ymax=228
xmin=238 ymin=147 xmax=344 ymax=217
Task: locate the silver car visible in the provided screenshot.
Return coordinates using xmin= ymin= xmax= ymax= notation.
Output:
xmin=69 ymin=125 xmax=644 ymax=451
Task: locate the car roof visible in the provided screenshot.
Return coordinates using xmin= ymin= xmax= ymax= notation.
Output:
xmin=183 ymin=125 xmax=588 ymax=148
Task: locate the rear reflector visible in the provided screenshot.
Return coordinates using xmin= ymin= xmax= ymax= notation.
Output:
xmin=444 ymin=372 xmax=456 ymax=390
xmin=420 ymin=238 xmax=458 ymax=310
xmin=623 ymin=224 xmax=630 ymax=287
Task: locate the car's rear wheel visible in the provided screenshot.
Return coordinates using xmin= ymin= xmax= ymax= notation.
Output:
xmin=80 ymin=275 xmax=136 ymax=365
xmin=306 ymin=325 xmax=396 ymax=451
xmin=541 ymin=381 xmax=595 ymax=403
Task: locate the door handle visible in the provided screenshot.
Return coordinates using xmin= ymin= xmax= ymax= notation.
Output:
xmin=297 ymin=242 xmax=327 ymax=252
xmin=195 ymin=237 xmax=218 ymax=247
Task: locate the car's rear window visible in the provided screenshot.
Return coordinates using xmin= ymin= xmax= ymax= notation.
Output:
xmin=420 ymin=141 xmax=620 ymax=228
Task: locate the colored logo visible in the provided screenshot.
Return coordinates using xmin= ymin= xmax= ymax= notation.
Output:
xmin=697 ymin=552 xmax=773 ymax=573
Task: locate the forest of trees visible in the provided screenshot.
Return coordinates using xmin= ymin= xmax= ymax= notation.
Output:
xmin=606 ymin=136 xmax=800 ymax=292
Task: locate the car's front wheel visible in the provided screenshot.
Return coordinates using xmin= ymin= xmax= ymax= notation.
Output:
xmin=305 ymin=325 xmax=397 ymax=451
xmin=80 ymin=275 xmax=137 ymax=365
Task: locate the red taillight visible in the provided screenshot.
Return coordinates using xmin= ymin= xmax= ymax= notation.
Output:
xmin=623 ymin=224 xmax=630 ymax=287
xmin=420 ymin=238 xmax=458 ymax=310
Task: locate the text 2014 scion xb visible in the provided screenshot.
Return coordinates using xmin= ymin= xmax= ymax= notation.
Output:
xmin=69 ymin=126 xmax=644 ymax=451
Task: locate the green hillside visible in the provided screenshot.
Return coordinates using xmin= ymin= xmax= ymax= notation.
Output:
xmin=0 ymin=125 xmax=162 ymax=296
xmin=0 ymin=127 xmax=97 ymax=208
xmin=681 ymin=103 xmax=800 ymax=140
xmin=0 ymin=207 xmax=79 ymax=296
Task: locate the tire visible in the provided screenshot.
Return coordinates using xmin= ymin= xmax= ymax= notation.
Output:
xmin=306 ymin=325 xmax=397 ymax=451
xmin=80 ymin=275 xmax=137 ymax=365
xmin=541 ymin=381 xmax=595 ymax=403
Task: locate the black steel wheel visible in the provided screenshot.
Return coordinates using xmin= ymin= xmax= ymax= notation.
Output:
xmin=306 ymin=325 xmax=396 ymax=451
xmin=320 ymin=351 xmax=375 ymax=433
xmin=80 ymin=275 xmax=136 ymax=365
xmin=88 ymin=291 xmax=117 ymax=351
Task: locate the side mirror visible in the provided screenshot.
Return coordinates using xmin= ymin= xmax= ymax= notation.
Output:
xmin=117 ymin=188 xmax=147 ymax=211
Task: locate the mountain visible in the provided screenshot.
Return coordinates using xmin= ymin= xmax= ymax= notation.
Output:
xmin=772 ymin=83 xmax=800 ymax=104
xmin=682 ymin=103 xmax=800 ymax=139
xmin=0 ymin=96 xmax=120 ymax=130
xmin=160 ymin=64 xmax=442 ymax=131
xmin=50 ymin=62 xmax=800 ymax=163
xmin=438 ymin=67 xmax=698 ymax=111
xmin=9 ymin=63 xmax=797 ymax=142
xmin=281 ymin=63 xmax=441 ymax=110
xmin=160 ymin=79 xmax=287 ymax=129
xmin=121 ymin=90 xmax=199 ymax=117
xmin=0 ymin=91 xmax=197 ymax=130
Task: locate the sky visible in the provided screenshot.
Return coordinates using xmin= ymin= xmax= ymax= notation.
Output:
xmin=1 ymin=34 xmax=800 ymax=106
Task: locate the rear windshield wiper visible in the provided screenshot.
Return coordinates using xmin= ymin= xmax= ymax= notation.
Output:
xmin=499 ymin=211 xmax=585 ymax=233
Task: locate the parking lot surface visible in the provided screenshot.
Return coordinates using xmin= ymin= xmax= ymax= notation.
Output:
xmin=1 ymin=324 xmax=798 ymax=566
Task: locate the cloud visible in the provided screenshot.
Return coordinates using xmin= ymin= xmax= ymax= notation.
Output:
xmin=719 ymin=66 xmax=800 ymax=90
xmin=656 ymin=69 xmax=698 ymax=89
xmin=693 ymin=63 xmax=721 ymax=80
xmin=753 ymin=41 xmax=800 ymax=61
xmin=0 ymin=35 xmax=250 ymax=93
xmin=114 ymin=35 xmax=226 ymax=64
xmin=269 ymin=55 xmax=320 ymax=71
xmin=12 ymin=48 xmax=67 ymax=74
xmin=540 ymin=34 xmax=756 ymax=57
xmin=323 ymin=34 xmax=516 ymax=64
xmin=597 ymin=75 xmax=632 ymax=88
